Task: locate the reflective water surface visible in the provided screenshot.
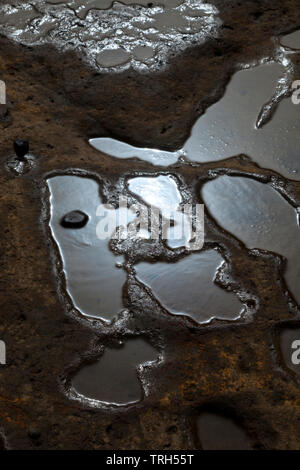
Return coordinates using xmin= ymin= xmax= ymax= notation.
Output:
xmin=72 ymin=338 xmax=158 ymax=405
xmin=280 ymin=30 xmax=300 ymax=49
xmin=89 ymin=138 xmax=180 ymax=166
xmin=91 ymin=63 xmax=300 ymax=180
xmin=196 ymin=412 xmax=251 ymax=450
xmin=48 ymin=175 xmax=132 ymax=321
xmin=202 ymin=176 xmax=300 ymax=305
xmin=135 ymin=249 xmax=243 ymax=323
xmin=128 ymin=175 xmax=194 ymax=248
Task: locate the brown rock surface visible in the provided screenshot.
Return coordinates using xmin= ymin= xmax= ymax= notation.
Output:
xmin=0 ymin=0 xmax=300 ymax=450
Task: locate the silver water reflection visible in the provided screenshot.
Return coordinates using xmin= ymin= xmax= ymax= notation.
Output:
xmin=197 ymin=412 xmax=251 ymax=450
xmin=202 ymin=176 xmax=300 ymax=305
xmin=280 ymin=30 xmax=300 ymax=49
xmin=128 ymin=175 xmax=193 ymax=248
xmin=71 ymin=338 xmax=158 ymax=405
xmin=0 ymin=1 xmax=220 ymax=70
xmin=91 ymin=62 xmax=300 ymax=180
xmin=48 ymin=175 xmax=132 ymax=321
xmin=90 ymin=138 xmax=180 ymax=166
xmin=183 ymin=63 xmax=300 ymax=180
xmin=135 ymin=249 xmax=243 ymax=324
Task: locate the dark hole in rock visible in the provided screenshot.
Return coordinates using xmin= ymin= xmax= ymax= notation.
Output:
xmin=0 ymin=434 xmax=5 ymax=450
xmin=47 ymin=175 xmax=131 ymax=321
xmin=28 ymin=428 xmax=41 ymax=440
xmin=196 ymin=412 xmax=251 ymax=450
xmin=135 ymin=249 xmax=244 ymax=324
xmin=280 ymin=30 xmax=300 ymax=49
xmin=128 ymin=175 xmax=194 ymax=249
xmin=91 ymin=63 xmax=300 ymax=180
xmin=202 ymin=176 xmax=300 ymax=305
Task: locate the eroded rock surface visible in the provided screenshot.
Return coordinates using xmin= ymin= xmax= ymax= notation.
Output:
xmin=0 ymin=0 xmax=300 ymax=451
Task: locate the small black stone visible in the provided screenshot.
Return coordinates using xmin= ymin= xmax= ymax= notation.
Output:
xmin=61 ymin=210 xmax=89 ymax=229
xmin=14 ymin=139 xmax=29 ymax=160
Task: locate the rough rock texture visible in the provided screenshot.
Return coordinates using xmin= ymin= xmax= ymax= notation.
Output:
xmin=0 ymin=0 xmax=300 ymax=450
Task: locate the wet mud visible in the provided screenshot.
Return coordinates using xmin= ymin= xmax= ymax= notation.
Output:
xmin=0 ymin=0 xmax=300 ymax=451
xmin=280 ymin=29 xmax=300 ymax=49
xmin=71 ymin=338 xmax=159 ymax=406
xmin=0 ymin=0 xmax=220 ymax=71
xmin=90 ymin=61 xmax=300 ymax=179
xmin=47 ymin=175 xmax=138 ymax=321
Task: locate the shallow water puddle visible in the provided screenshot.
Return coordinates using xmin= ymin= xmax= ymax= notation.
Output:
xmin=71 ymin=338 xmax=158 ymax=405
xmin=132 ymin=45 xmax=156 ymax=62
xmin=280 ymin=30 xmax=300 ymax=49
xmin=135 ymin=249 xmax=243 ymax=323
xmin=184 ymin=62 xmax=300 ymax=179
xmin=48 ymin=0 xmax=184 ymax=18
xmin=89 ymin=138 xmax=180 ymax=166
xmin=96 ymin=48 xmax=131 ymax=68
xmin=202 ymin=176 xmax=300 ymax=305
xmin=90 ymin=62 xmax=300 ymax=180
xmin=96 ymin=46 xmax=155 ymax=67
xmin=280 ymin=328 xmax=300 ymax=376
xmin=128 ymin=175 xmax=194 ymax=248
xmin=0 ymin=1 xmax=220 ymax=70
xmin=196 ymin=412 xmax=251 ymax=450
xmin=47 ymin=175 xmax=135 ymax=321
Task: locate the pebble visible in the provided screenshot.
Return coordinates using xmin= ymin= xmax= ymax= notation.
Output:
xmin=60 ymin=210 xmax=89 ymax=229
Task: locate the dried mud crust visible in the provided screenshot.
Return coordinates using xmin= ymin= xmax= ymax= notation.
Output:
xmin=0 ymin=0 xmax=300 ymax=450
